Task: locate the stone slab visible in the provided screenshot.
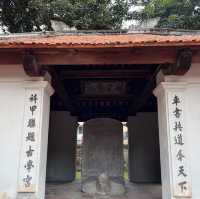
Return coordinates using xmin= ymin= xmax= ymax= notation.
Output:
xmin=128 ymin=113 xmax=161 ymax=183
xmin=46 ymin=111 xmax=77 ymax=182
xmin=82 ymin=118 xmax=124 ymax=195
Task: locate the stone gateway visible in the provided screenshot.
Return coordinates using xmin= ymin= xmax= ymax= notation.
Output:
xmin=0 ymin=31 xmax=200 ymax=199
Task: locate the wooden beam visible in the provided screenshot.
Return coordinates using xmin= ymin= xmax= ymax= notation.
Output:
xmin=50 ymin=68 xmax=75 ymax=113
xmin=36 ymin=48 xmax=177 ymax=65
xmin=60 ymin=69 xmax=152 ymax=79
xmin=0 ymin=52 xmax=22 ymax=65
xmin=0 ymin=47 xmax=198 ymax=66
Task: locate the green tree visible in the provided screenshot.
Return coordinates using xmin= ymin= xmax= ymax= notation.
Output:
xmin=0 ymin=0 xmax=129 ymax=33
xmin=131 ymin=0 xmax=200 ymax=29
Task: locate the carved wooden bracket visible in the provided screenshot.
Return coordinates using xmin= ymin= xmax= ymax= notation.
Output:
xmin=175 ymin=48 xmax=192 ymax=75
xmin=162 ymin=49 xmax=192 ymax=75
xmin=23 ymin=52 xmax=43 ymax=76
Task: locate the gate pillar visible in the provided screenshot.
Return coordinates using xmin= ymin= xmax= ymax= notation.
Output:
xmin=154 ymin=76 xmax=192 ymax=199
xmin=0 ymin=65 xmax=54 ymax=199
xmin=16 ymin=81 xmax=54 ymax=199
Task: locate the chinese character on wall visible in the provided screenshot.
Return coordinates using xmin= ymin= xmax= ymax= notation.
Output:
xmin=18 ymin=90 xmax=41 ymax=192
xmin=170 ymin=93 xmax=191 ymax=197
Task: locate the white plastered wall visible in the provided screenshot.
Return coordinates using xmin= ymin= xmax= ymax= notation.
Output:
xmin=0 ymin=65 xmax=53 ymax=199
xmin=184 ymin=64 xmax=200 ymax=199
xmin=0 ymin=81 xmax=26 ymax=198
xmin=156 ymin=62 xmax=200 ymax=199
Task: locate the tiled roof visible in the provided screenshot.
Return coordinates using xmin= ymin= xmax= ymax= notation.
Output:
xmin=0 ymin=33 xmax=200 ymax=48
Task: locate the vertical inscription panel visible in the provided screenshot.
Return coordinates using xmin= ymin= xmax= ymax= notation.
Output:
xmin=168 ymin=91 xmax=192 ymax=198
xmin=18 ymin=89 xmax=42 ymax=192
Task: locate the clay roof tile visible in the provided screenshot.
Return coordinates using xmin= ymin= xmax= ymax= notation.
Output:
xmin=0 ymin=33 xmax=199 ymax=48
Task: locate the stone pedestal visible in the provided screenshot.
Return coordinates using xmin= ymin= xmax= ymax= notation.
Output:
xmin=82 ymin=118 xmax=125 ymax=196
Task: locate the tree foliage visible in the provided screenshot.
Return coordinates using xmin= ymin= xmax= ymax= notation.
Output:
xmin=0 ymin=0 xmax=129 ymax=33
xmin=131 ymin=0 xmax=200 ymax=29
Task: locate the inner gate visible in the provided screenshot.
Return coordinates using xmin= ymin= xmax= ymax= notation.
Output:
xmin=45 ymin=63 xmax=162 ymax=198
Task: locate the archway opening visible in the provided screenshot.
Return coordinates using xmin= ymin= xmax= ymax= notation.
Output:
xmin=45 ymin=64 xmax=162 ymax=199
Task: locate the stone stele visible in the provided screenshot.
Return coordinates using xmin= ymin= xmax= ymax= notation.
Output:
xmin=82 ymin=118 xmax=125 ymax=196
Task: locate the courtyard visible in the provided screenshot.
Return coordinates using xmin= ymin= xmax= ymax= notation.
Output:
xmin=46 ymin=181 xmax=162 ymax=199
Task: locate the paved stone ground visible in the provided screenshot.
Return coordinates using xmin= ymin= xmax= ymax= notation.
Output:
xmin=46 ymin=181 xmax=162 ymax=199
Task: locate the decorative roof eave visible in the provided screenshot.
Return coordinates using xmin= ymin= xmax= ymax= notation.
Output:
xmin=0 ymin=42 xmax=200 ymax=49
xmin=0 ymin=33 xmax=200 ymax=49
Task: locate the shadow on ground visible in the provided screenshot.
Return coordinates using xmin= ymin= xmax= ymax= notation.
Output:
xmin=46 ymin=181 xmax=162 ymax=199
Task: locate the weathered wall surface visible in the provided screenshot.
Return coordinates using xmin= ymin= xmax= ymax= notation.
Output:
xmin=46 ymin=111 xmax=77 ymax=182
xmin=0 ymin=65 xmax=52 ymax=199
xmin=128 ymin=113 xmax=161 ymax=183
xmin=0 ymin=81 xmax=25 ymax=199
xmin=0 ymin=65 xmax=33 ymax=199
xmin=154 ymin=63 xmax=200 ymax=199
xmin=178 ymin=63 xmax=200 ymax=199
xmin=185 ymin=82 xmax=200 ymax=199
